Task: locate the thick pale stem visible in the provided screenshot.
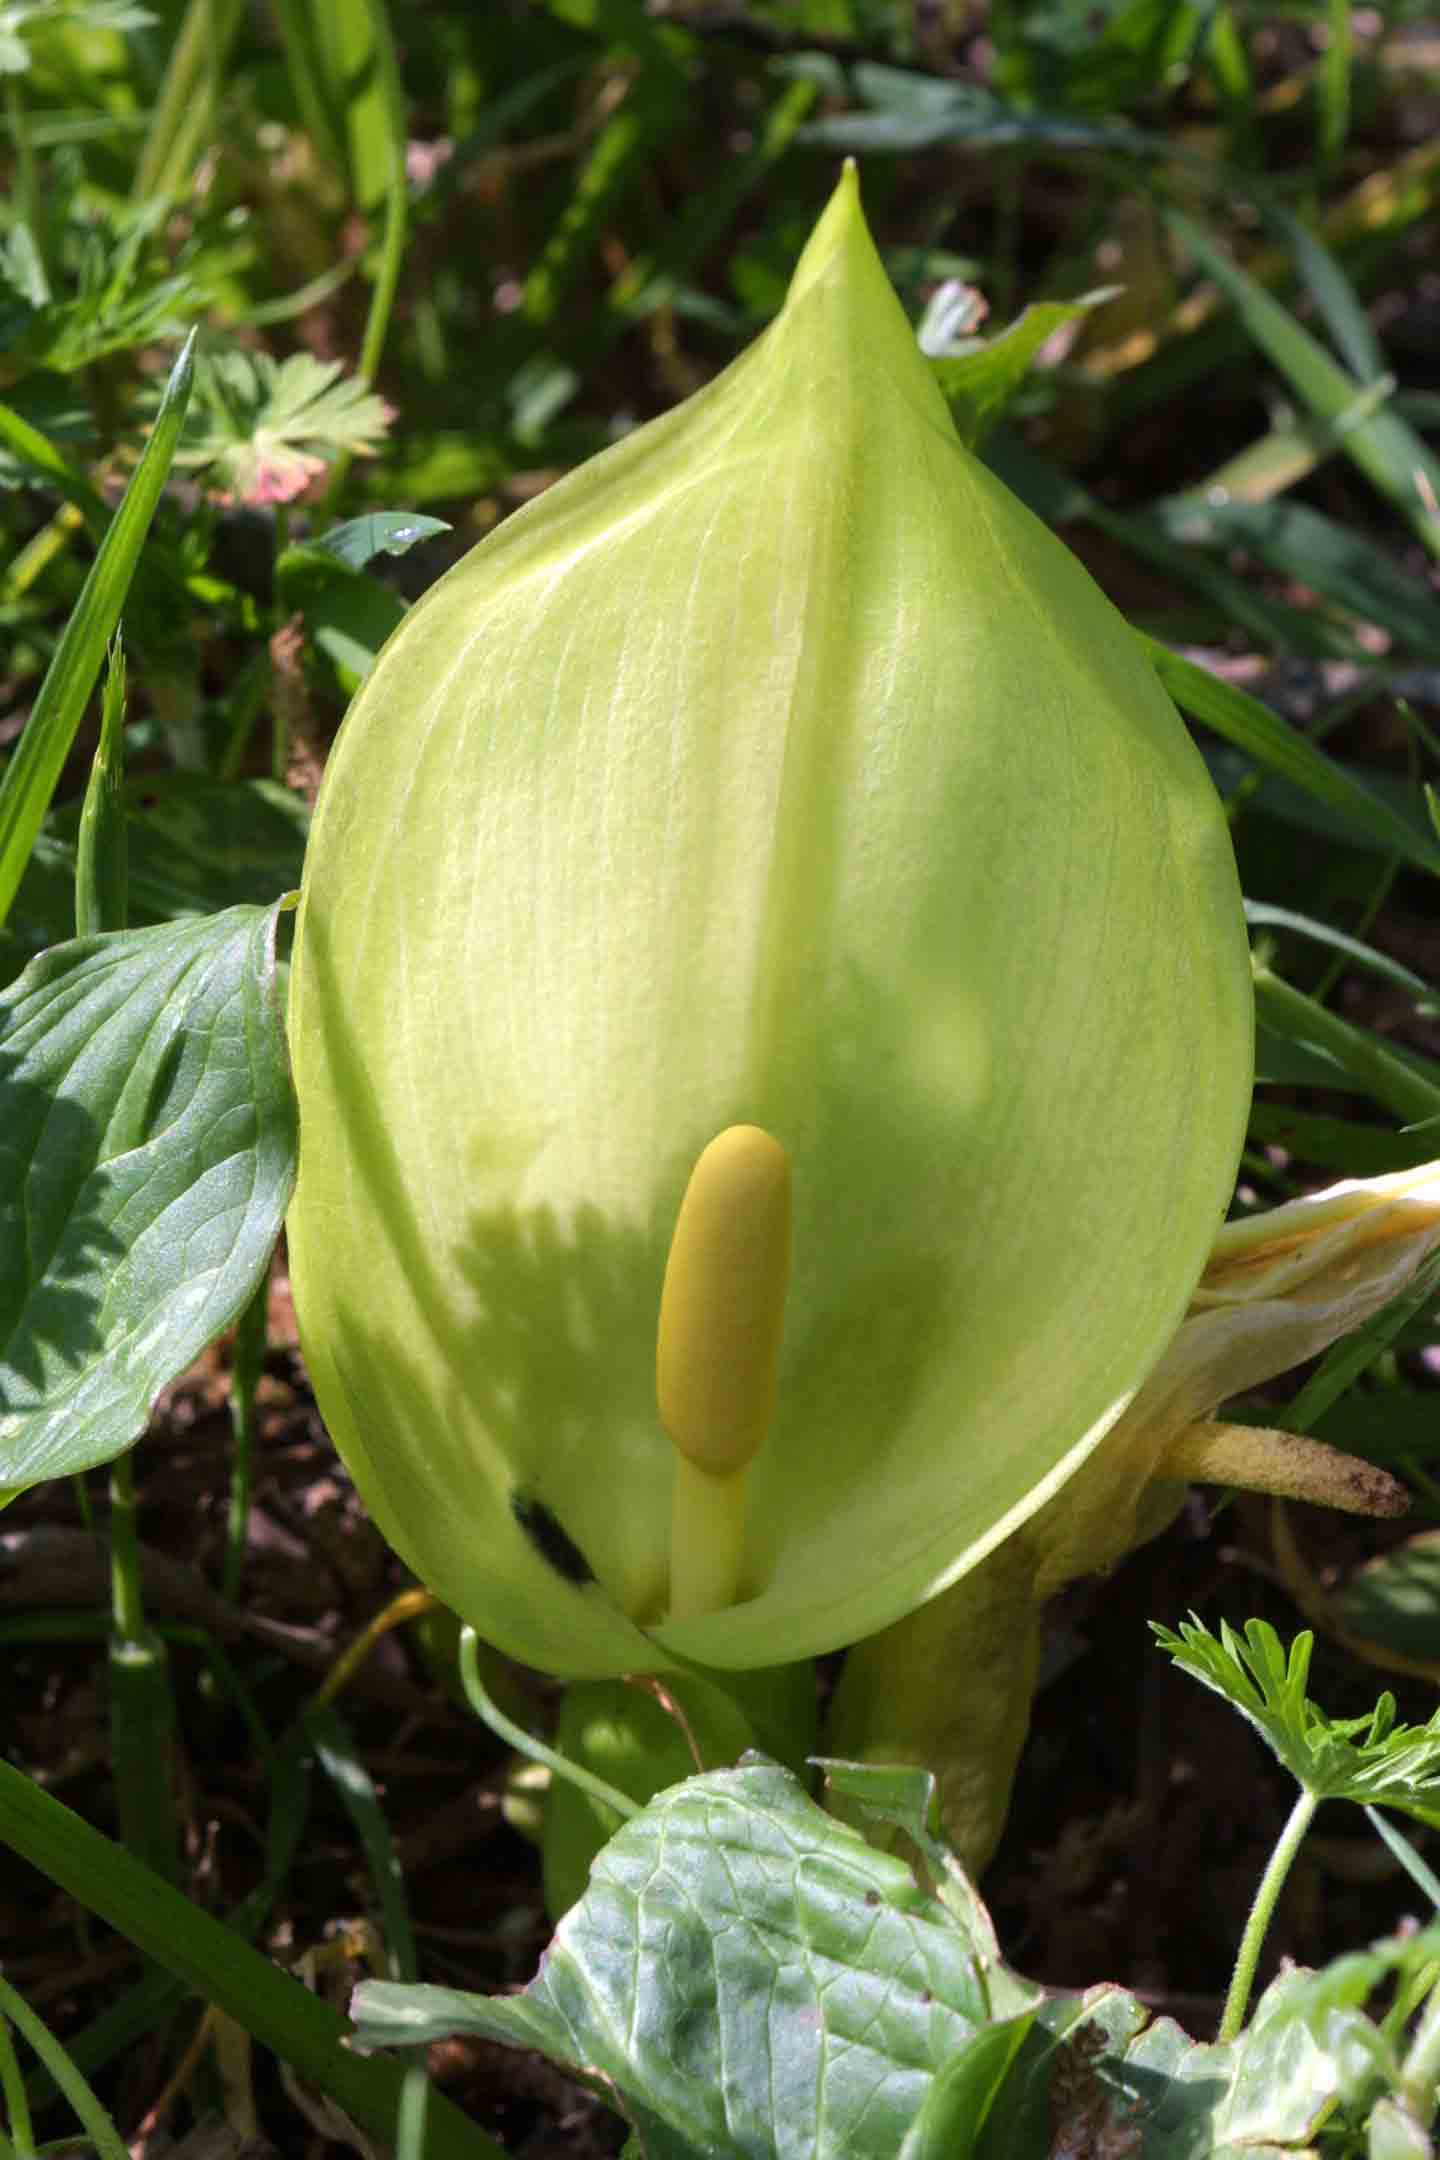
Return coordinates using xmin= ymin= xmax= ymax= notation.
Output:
xmin=657 ymin=1125 xmax=791 ymax=1620
xmin=822 ymin=1536 xmax=1044 ymax=1877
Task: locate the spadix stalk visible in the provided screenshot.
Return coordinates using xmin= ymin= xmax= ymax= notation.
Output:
xmin=287 ymin=167 xmax=1254 ymax=1680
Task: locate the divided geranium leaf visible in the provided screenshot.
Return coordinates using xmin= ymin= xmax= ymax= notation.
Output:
xmin=354 ymin=1758 xmax=1040 ymax=2157
xmin=1153 ymin=1617 xmax=1440 ymax=1822
xmin=0 ymin=901 xmax=296 ymax=1496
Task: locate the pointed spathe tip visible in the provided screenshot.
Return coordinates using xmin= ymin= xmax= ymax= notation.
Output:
xmin=784 ymin=159 xmax=870 ymax=310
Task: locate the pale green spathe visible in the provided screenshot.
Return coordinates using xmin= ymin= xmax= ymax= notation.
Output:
xmin=288 ymin=167 xmax=1253 ymax=1678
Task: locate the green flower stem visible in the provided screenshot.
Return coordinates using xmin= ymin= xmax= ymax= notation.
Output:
xmin=4 ymin=76 xmax=46 ymax=289
xmin=0 ymin=2009 xmax=33 ymax=2157
xmin=107 ymin=1435 xmax=181 ymax=1885
xmin=74 ymin=640 xmax=128 ymax=942
xmin=0 ymin=1974 xmax=125 ymax=2160
xmin=224 ymin=1275 xmax=269 ymax=1602
xmin=1252 ymin=965 xmax=1440 ymax=1126
xmin=0 ymin=1759 xmax=503 ymax=2159
xmin=395 ymin=2061 xmax=431 ymax=2160
xmin=320 ymin=0 xmax=407 ymax=519
xmin=106 ymin=1451 xmax=144 ymax=1648
xmin=1220 ymin=1786 xmax=1320 ymax=2042
xmin=131 ymin=0 xmax=246 ymax=205
xmin=457 ymin=1628 xmax=641 ymax=1824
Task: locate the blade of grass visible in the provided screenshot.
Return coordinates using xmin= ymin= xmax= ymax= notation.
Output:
xmin=304 ymin=1703 xmax=417 ymax=1983
xmin=1253 ymin=966 xmax=1440 ymax=1126
xmin=316 ymin=0 xmax=408 ymax=514
xmin=1104 ymin=139 xmax=1440 ymax=420
xmin=1192 ymin=384 xmax=1394 ymax=503
xmin=1167 ymin=208 xmax=1440 ymax=559
xmin=1247 ymin=1104 xmax=1433 ymax=1177
xmin=1365 ymin=1805 xmax=1440 ymax=1912
xmin=985 ymin=433 xmax=1359 ymax=654
xmin=0 ymin=2011 xmax=33 ymax=2158
xmin=131 ymin=0 xmax=246 ymax=204
xmin=0 ymin=1758 xmax=503 ymax=2159
xmin=305 ymin=1700 xmax=432 ymax=2156
xmin=24 ymin=1721 xmax=307 ymax=2109
xmin=1149 ymin=493 xmax=1440 ymax=659
xmin=1092 ymin=498 xmax=1359 ymax=655
xmin=1204 ymin=3 xmax=1258 ymax=165
xmin=0 ymin=404 xmax=109 ymax=540
xmin=0 ymin=1975 xmax=126 ymax=2160
xmin=1253 ymin=192 xmax=1382 ymax=384
xmin=0 ymin=334 xmax=195 ymax=930
xmin=601 ymin=76 xmax=816 ymax=327
xmin=307 ymin=0 xmax=407 ymax=220
xmin=1245 ymin=900 xmax=1436 ymax=1004
xmin=1139 ymin=636 xmax=1440 ymax=879
xmin=269 ymin=0 xmax=346 ymax=180
xmin=521 ymin=68 xmax=685 ymax=329
xmin=1316 ymin=0 xmax=1354 ymax=193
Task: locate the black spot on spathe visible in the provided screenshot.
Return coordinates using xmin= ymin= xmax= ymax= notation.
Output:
xmin=510 ymin=1491 xmax=595 ymax=1586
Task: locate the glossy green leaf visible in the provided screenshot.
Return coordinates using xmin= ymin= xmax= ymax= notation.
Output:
xmin=315 ymin=511 xmax=452 ymax=571
xmin=289 ymin=169 xmax=1252 ymax=1678
xmin=276 ymin=542 xmax=406 ymax=681
xmin=0 ymin=902 xmax=296 ymax=1497
xmin=0 ymin=333 xmax=194 ymax=929
xmin=355 ymin=1758 xmax=1038 ymax=2159
xmin=897 ymin=2019 xmax=1035 ymax=2158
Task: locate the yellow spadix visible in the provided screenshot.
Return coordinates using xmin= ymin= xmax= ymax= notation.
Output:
xmin=657 ymin=1124 xmax=792 ymax=1621
xmin=286 ymin=166 xmax=1253 ymax=1679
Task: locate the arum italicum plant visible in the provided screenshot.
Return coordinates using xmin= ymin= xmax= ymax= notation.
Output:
xmin=287 ymin=168 xmax=1413 ymax=1860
